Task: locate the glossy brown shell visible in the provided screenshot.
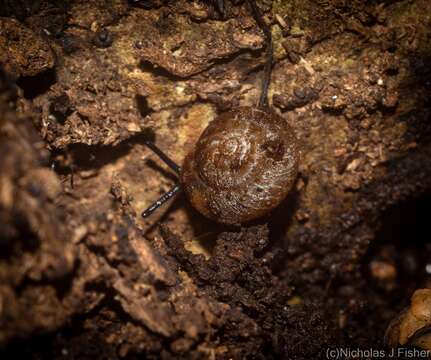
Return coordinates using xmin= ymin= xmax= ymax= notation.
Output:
xmin=181 ymin=107 xmax=299 ymax=224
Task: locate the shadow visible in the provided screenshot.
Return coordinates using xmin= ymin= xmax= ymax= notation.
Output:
xmin=183 ymin=199 xmax=224 ymax=255
xmin=16 ymin=68 xmax=56 ymax=100
xmin=361 ymin=192 xmax=431 ymax=301
xmin=53 ymin=130 xmax=155 ymax=172
xmin=266 ymin=185 xmax=301 ymax=272
xmin=138 ymin=59 xmax=186 ymax=81
xmin=128 ymin=0 xmax=168 ymax=10
xmin=0 ymin=0 xmax=43 ymax=20
xmin=0 ymin=331 xmax=56 ymax=359
xmin=136 ymin=94 xmax=152 ymax=117
xmin=395 ymin=52 xmax=431 ymax=146
xmin=0 ymin=213 xmax=40 ymax=259
xmin=142 ymin=191 xmax=222 ymax=256
xmin=161 ymin=180 xmax=301 ymax=258
xmin=145 ymin=159 xmax=178 ymax=183
xmin=1 ymin=284 xmax=123 ymax=358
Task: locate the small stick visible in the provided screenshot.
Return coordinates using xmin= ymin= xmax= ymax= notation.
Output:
xmin=141 ymin=184 xmax=181 ymax=218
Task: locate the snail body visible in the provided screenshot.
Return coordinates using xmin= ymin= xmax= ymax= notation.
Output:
xmin=181 ymin=106 xmax=299 ymax=224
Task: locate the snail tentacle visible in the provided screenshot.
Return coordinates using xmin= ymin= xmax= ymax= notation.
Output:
xmin=247 ymin=0 xmax=273 ymax=110
xmin=142 ymin=184 xmax=181 ymax=218
xmin=144 ymin=141 xmax=180 ymax=174
xmin=141 ymin=142 xmax=181 ymax=218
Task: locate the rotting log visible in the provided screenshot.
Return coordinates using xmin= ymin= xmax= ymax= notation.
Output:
xmin=1 ymin=0 xmax=431 ymax=358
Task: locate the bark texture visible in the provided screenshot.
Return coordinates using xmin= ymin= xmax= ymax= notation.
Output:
xmin=0 ymin=0 xmax=431 ymax=359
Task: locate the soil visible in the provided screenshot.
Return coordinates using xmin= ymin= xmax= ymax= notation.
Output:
xmin=1 ymin=0 xmax=431 ymax=359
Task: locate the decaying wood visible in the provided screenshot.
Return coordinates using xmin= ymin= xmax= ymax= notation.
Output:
xmin=1 ymin=0 xmax=431 ymax=358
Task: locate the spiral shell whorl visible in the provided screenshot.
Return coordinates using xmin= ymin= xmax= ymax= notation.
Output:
xmin=181 ymin=107 xmax=299 ymax=224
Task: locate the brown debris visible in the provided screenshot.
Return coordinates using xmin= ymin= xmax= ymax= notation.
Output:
xmin=0 ymin=17 xmax=55 ymax=77
xmin=132 ymin=6 xmax=264 ymax=78
xmin=0 ymin=70 xmax=74 ymax=343
xmin=1 ymin=0 xmax=431 ymax=358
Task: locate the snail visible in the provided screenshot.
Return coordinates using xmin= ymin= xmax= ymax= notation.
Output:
xmin=141 ymin=0 xmax=299 ymax=224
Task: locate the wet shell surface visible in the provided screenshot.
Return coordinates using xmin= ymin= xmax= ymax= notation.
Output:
xmin=181 ymin=106 xmax=299 ymax=224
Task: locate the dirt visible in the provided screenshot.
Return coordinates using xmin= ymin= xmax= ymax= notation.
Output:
xmin=0 ymin=0 xmax=431 ymax=359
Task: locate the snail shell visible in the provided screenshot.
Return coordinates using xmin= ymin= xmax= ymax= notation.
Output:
xmin=385 ymin=288 xmax=431 ymax=350
xmin=181 ymin=106 xmax=299 ymax=224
